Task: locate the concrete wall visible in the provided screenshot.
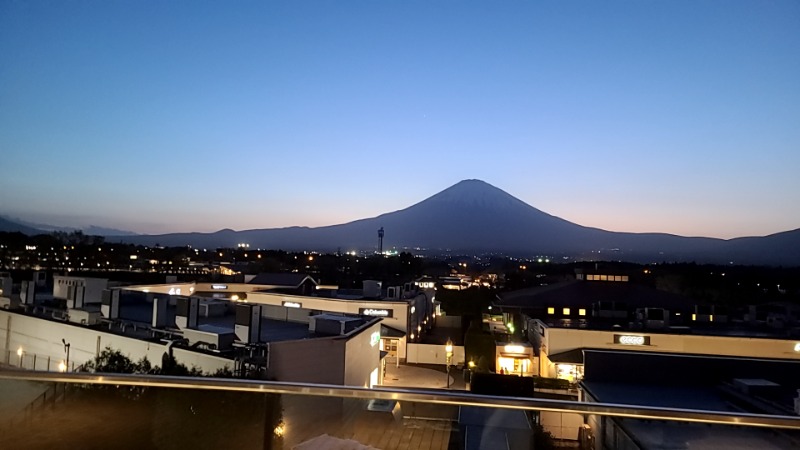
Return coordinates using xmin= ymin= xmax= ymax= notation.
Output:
xmin=343 ymin=321 xmax=382 ymax=387
xmin=267 ymin=337 xmax=346 ymax=384
xmin=266 ymin=320 xmax=381 ymax=387
xmin=536 ymin=320 xmax=800 ymax=377
xmin=0 ymin=310 xmax=231 ymax=374
xmin=543 ymin=325 xmax=800 ymax=360
xmin=406 ymin=343 xmax=465 ymax=366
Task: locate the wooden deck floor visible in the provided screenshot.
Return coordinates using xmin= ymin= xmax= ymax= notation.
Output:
xmin=282 ymin=396 xmax=456 ymax=450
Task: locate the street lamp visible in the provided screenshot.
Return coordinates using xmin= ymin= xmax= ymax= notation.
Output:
xmin=445 ymin=338 xmax=453 ymax=389
xmin=62 ymin=339 xmax=70 ymax=373
xmin=16 ymin=347 xmax=23 ymax=368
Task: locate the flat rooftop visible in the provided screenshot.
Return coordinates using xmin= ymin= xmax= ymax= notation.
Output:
xmin=583 ymin=381 xmax=800 ymax=450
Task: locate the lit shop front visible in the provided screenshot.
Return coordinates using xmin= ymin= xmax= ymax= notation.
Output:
xmin=546 ymin=348 xmax=585 ymax=383
xmin=496 ymin=343 xmax=535 ymax=376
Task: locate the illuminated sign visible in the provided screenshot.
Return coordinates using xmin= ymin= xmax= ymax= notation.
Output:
xmin=795 ymin=343 xmax=800 ymax=352
xmin=360 ymin=308 xmax=393 ymax=318
xmin=211 ymin=285 xmax=228 ymax=290
xmin=370 ymin=331 xmax=381 ymax=347
xmin=282 ymin=301 xmax=302 ymax=308
xmin=168 ymin=288 xmax=182 ymax=296
xmin=504 ymin=344 xmax=526 ymax=354
xmin=614 ymin=334 xmax=649 ymax=346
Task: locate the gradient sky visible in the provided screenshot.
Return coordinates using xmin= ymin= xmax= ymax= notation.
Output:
xmin=1 ymin=1 xmax=799 ymax=239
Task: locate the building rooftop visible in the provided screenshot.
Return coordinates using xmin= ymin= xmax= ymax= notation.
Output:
xmin=497 ymin=279 xmax=696 ymax=311
xmin=247 ymin=273 xmax=317 ymax=288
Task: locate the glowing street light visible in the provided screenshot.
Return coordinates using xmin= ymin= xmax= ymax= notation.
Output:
xmin=16 ymin=347 xmax=23 ymax=367
xmin=445 ymin=338 xmax=454 ymax=389
xmin=62 ymin=339 xmax=71 ymax=373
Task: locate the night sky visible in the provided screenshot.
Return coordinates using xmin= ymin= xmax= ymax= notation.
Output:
xmin=2 ymin=1 xmax=798 ymax=238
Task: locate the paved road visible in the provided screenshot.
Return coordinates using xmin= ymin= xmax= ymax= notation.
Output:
xmin=382 ymin=363 xmax=467 ymax=390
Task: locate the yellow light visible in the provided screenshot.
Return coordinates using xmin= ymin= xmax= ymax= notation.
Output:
xmin=563 ymin=307 xmax=570 ymax=315
xmin=547 ymin=307 xmax=555 ymax=315
xmin=16 ymin=347 xmax=23 ymax=357
xmin=468 ymin=361 xmax=475 ymax=368
xmin=578 ymin=308 xmax=586 ymax=316
xmin=231 ymin=295 xmax=239 ymax=301
xmin=709 ymin=315 xmax=714 ymax=322
xmin=445 ymin=340 xmax=453 ymax=354
xmin=273 ymin=421 xmax=286 ymax=437
xmin=58 ymin=361 xmax=67 ymax=372
xmin=692 ymin=314 xmax=697 ymax=321
xmin=794 ymin=343 xmax=800 ymax=352
xmin=504 ymin=344 xmax=525 ymax=354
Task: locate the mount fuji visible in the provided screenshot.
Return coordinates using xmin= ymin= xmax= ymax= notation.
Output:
xmin=108 ymin=180 xmax=800 ymax=265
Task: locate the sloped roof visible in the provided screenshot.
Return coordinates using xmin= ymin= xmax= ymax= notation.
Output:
xmin=381 ymin=325 xmax=406 ymax=338
xmin=547 ymin=348 xmax=585 ymax=364
xmin=247 ymin=272 xmax=317 ymax=287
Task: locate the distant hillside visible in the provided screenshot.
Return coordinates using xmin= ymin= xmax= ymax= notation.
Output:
xmin=111 ymin=180 xmax=800 ymax=266
xmin=0 ymin=216 xmax=137 ymax=237
xmin=0 ymin=217 xmax=44 ymax=235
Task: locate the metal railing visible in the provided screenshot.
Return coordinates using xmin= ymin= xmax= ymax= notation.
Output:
xmin=1 ymin=349 xmax=75 ymax=372
xmin=1 ymin=370 xmax=799 ymax=430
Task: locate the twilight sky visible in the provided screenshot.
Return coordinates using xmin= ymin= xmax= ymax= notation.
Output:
xmin=1 ymin=1 xmax=799 ymax=239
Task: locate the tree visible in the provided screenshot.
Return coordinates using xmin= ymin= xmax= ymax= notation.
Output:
xmin=83 ymin=347 xmax=140 ymax=373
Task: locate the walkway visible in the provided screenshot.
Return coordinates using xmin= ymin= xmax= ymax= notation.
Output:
xmin=382 ymin=363 xmax=467 ymax=390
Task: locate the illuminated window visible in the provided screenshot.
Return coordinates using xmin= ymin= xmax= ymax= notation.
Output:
xmin=547 ymin=307 xmax=555 ymax=315
xmin=692 ymin=313 xmax=697 ymax=321
xmin=622 ymin=276 xmax=629 ymax=282
xmin=600 ymin=275 xmax=608 ymax=281
xmin=578 ymin=309 xmax=586 ymax=316
xmin=563 ymin=308 xmax=570 ymax=315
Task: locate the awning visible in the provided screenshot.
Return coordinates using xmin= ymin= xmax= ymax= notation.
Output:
xmin=548 ymin=348 xmax=584 ymax=364
xmin=380 ymin=325 xmax=406 ymax=338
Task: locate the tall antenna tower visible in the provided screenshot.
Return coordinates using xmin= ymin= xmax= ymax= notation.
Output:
xmin=378 ymin=227 xmax=385 ymax=255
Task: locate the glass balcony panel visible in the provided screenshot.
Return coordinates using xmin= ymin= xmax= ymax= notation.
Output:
xmin=1 ymin=372 xmax=798 ymax=450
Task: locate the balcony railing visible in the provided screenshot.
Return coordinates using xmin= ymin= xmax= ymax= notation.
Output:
xmin=1 ymin=370 xmax=799 ymax=450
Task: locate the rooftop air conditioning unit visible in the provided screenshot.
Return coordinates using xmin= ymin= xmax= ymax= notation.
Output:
xmin=387 ymin=286 xmax=402 ymax=300
xmin=68 ymin=309 xmax=101 ymax=326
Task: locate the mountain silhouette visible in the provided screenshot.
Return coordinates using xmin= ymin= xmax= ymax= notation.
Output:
xmin=110 ymin=179 xmax=800 ymax=266
xmin=0 ymin=217 xmax=44 ymax=235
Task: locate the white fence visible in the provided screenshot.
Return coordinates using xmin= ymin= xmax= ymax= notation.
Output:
xmin=0 ymin=310 xmax=232 ymax=374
